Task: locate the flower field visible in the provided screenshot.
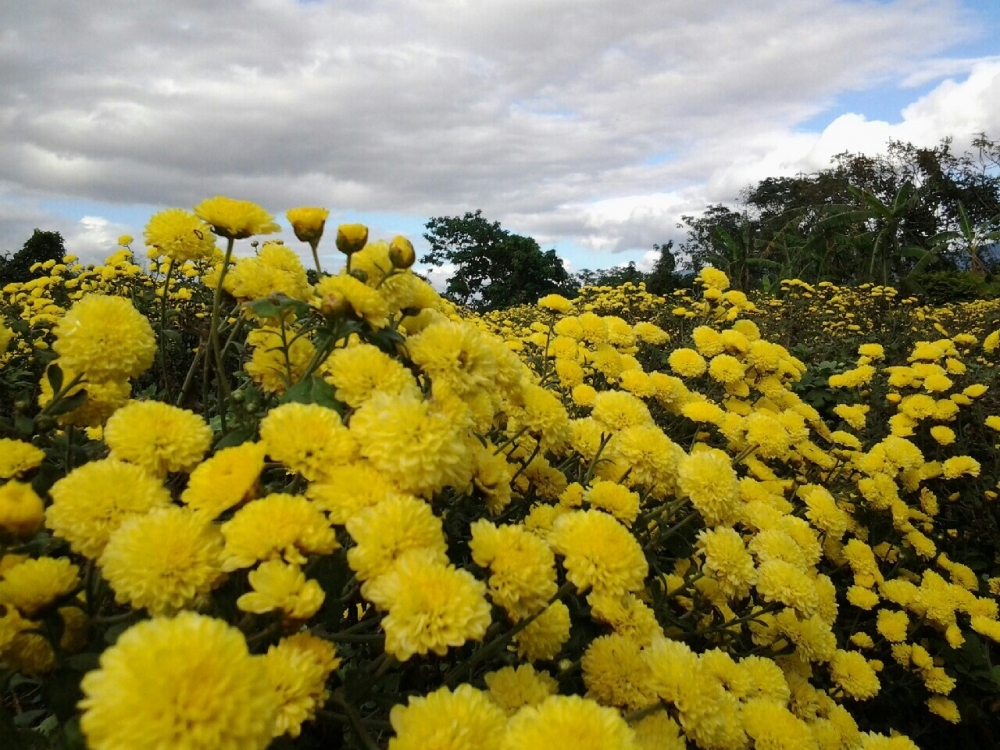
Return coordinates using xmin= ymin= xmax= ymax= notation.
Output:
xmin=1 ymin=197 xmax=999 ymax=750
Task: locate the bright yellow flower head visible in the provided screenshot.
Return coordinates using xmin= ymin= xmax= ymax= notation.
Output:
xmin=181 ymin=441 xmax=267 ymax=520
xmin=363 ymin=550 xmax=492 ymax=661
xmin=829 ymin=649 xmax=880 ymax=700
xmin=100 ymin=507 xmax=224 ymax=616
xmin=514 ymin=600 xmax=571 ymax=661
xmin=79 ymin=613 xmax=276 ymax=750
xmin=220 ymin=493 xmax=339 ymax=571
xmin=0 ymin=557 xmax=79 ymax=616
xmin=260 ymin=402 xmax=359 ymax=482
xmin=389 ymin=684 xmax=506 ymax=750
xmin=104 ymin=401 xmax=213 ymax=478
xmin=322 ymin=343 xmax=420 ymax=408
xmin=469 ymin=519 xmax=557 ymax=620
xmin=350 ymin=390 xmax=474 ymax=497
xmin=0 ymin=481 xmax=45 ymax=538
xmin=237 ymin=560 xmax=325 ymax=620
xmin=582 ymin=633 xmax=656 ymax=710
xmin=677 ymin=448 xmax=739 ymax=526
xmin=345 ymin=495 xmax=448 ymax=583
xmin=335 ymin=223 xmax=369 ymax=255
xmin=697 ymin=526 xmax=756 ymax=600
xmin=194 ymin=196 xmax=280 ymax=240
xmin=47 ymin=459 xmax=172 ymax=559
xmin=484 ymin=664 xmax=558 ymax=716
xmin=144 ymin=208 xmax=218 ymax=263
xmin=550 ymin=509 xmax=648 ymax=596
xmin=501 ymin=695 xmax=639 ymax=750
xmin=264 ymin=633 xmax=341 ymax=739
xmin=286 ymin=206 xmax=329 ymax=244
xmin=52 ymin=295 xmax=156 ymax=380
xmin=0 ymin=439 xmax=45 ymax=480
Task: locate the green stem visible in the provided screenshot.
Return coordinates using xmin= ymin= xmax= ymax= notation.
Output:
xmin=309 ymin=239 xmax=323 ymax=276
xmin=444 ymin=581 xmax=575 ymax=688
xmin=158 ymin=258 xmax=175 ymax=402
xmin=210 ymin=237 xmax=236 ymax=431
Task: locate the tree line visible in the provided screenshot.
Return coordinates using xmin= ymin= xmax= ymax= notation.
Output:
xmin=8 ymin=134 xmax=1000 ymax=309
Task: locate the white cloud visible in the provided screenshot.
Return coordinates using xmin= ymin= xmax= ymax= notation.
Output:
xmin=0 ymin=0 xmax=997 ymax=268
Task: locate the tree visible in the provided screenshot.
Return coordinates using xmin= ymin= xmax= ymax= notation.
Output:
xmin=645 ymin=241 xmax=679 ymax=294
xmin=679 ymin=135 xmax=1000 ymax=289
xmin=573 ymin=262 xmax=647 ymax=289
xmin=422 ymin=211 xmax=572 ymax=311
xmin=0 ymin=230 xmax=67 ymax=286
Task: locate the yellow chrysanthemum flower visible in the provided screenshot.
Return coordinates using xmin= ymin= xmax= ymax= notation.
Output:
xmin=668 ymin=347 xmax=707 ymax=378
xmin=389 ymin=684 xmax=506 ymax=750
xmin=345 ymin=495 xmax=448 ymax=583
xmin=259 ymin=402 xmax=359 ymax=482
xmin=286 ymin=206 xmax=329 ymax=245
xmin=500 ymin=695 xmax=639 ymax=750
xmin=322 ymin=343 xmax=420 ymax=408
xmin=181 ymin=441 xmax=267 ymax=519
xmin=550 ymin=510 xmax=648 ymax=596
xmin=582 ymin=633 xmax=657 ymax=710
xmin=52 ymin=295 xmax=156 ymax=380
xmin=469 ymin=519 xmax=557 ymax=620
xmin=79 ymin=613 xmax=276 ymax=750
xmin=350 ymin=390 xmax=473 ymax=496
xmin=0 ymin=557 xmax=79 ymax=616
xmin=100 ymin=507 xmax=224 ymax=616
xmin=144 ymin=208 xmax=218 ymax=263
xmin=314 ymin=273 xmax=389 ymax=328
xmin=237 ymin=560 xmax=325 ymax=620
xmin=677 ymin=448 xmax=740 ymax=526
xmin=829 ymin=649 xmax=881 ymax=701
xmin=363 ymin=550 xmax=492 ymax=661
xmin=194 ymin=196 xmax=280 ymax=240
xmin=697 ymin=526 xmax=756 ymax=600
xmin=484 ymin=664 xmax=558 ymax=716
xmin=221 ymin=493 xmax=339 ymax=571
xmin=305 ymin=460 xmax=397 ymax=524
xmin=104 ymin=401 xmax=213 ymax=478
xmin=0 ymin=439 xmax=45 ymax=480
xmin=0 ymin=481 xmax=45 ymax=538
xmin=265 ymin=633 xmax=340 ymax=738
xmin=47 ymin=459 xmax=173 ymax=559
xmin=514 ymin=600 xmax=572 ymax=662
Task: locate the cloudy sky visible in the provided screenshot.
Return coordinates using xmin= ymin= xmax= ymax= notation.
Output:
xmin=3 ymin=0 xmax=1000 ymax=279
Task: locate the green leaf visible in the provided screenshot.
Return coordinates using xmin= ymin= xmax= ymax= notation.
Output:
xmin=64 ymin=652 xmax=101 ymax=672
xmin=245 ymin=298 xmax=282 ymax=318
xmin=279 ymin=375 xmax=344 ymax=413
xmin=46 ymin=363 xmax=63 ymax=394
xmin=214 ymin=426 xmax=255 ymax=450
xmin=45 ymin=390 xmax=88 ymax=417
xmin=41 ymin=669 xmax=84 ymax=722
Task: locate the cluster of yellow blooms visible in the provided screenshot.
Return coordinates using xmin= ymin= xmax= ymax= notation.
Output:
xmin=0 ymin=197 xmax=998 ymax=750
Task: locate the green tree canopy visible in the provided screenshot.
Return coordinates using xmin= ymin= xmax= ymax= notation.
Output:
xmin=422 ymin=211 xmax=573 ymax=311
xmin=678 ymin=135 xmax=1000 ymax=291
xmin=0 ymin=230 xmax=67 ymax=286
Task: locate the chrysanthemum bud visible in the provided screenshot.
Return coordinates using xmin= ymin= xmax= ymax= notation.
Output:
xmin=320 ymin=292 xmax=350 ymax=318
xmin=336 ymin=224 xmax=368 ymax=255
xmin=287 ymin=207 xmax=330 ymax=245
xmin=389 ymin=236 xmax=416 ymax=269
xmin=349 ymin=269 xmax=369 ymax=284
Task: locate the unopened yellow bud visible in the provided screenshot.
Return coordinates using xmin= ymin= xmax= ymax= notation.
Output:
xmin=336 ymin=223 xmax=368 ymax=255
xmin=389 ymin=236 xmax=416 ymax=269
xmin=287 ymin=207 xmax=330 ymax=244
